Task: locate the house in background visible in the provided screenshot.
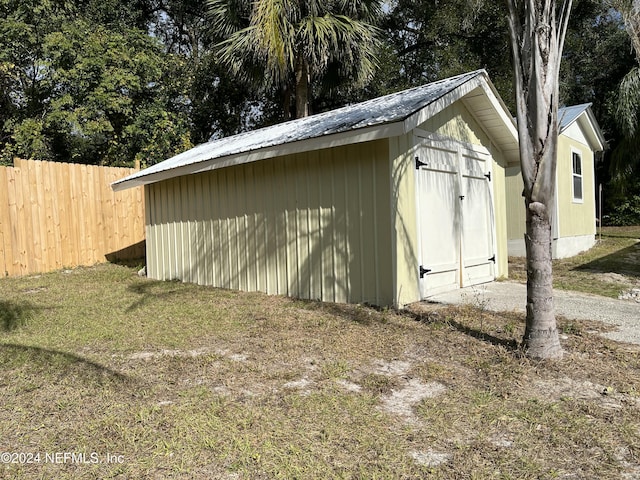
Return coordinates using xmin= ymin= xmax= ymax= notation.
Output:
xmin=505 ymin=103 xmax=606 ymax=259
xmin=113 ymin=70 xmax=519 ymax=308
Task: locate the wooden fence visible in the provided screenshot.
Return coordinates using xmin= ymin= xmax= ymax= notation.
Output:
xmin=0 ymin=158 xmax=145 ymax=277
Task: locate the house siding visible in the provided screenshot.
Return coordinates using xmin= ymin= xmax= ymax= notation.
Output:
xmin=145 ymin=139 xmax=394 ymax=306
xmin=505 ymin=164 xmax=526 ymax=244
xmin=556 ymin=135 xmax=596 ymax=238
xmin=505 ymin=134 xmax=597 ymax=258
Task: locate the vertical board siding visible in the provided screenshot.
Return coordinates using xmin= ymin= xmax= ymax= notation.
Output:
xmin=389 ymin=131 xmax=420 ymax=307
xmin=0 ymin=158 xmax=145 ymax=277
xmin=146 ymin=140 xmax=393 ymax=305
xmin=505 ymin=165 xmax=526 ymax=241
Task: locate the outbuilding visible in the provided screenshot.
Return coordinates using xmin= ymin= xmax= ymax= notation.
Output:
xmin=505 ymin=103 xmax=605 ymax=259
xmin=113 ymin=70 xmax=519 ymax=308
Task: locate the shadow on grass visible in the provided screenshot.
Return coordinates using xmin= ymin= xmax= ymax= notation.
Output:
xmin=0 ymin=300 xmax=38 ymax=332
xmin=411 ymin=309 xmax=522 ymax=353
xmin=574 ymin=241 xmax=640 ymax=278
xmin=288 ymin=297 xmax=392 ymax=326
xmin=0 ymin=343 xmax=130 ymax=383
xmin=125 ymin=280 xmax=186 ymax=313
xmin=446 ymin=319 xmax=521 ymax=351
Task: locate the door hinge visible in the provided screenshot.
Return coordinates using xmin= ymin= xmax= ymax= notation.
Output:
xmin=488 ymin=254 xmax=496 ymax=263
xmin=484 ymin=172 xmax=491 ymax=181
xmin=415 ymin=156 xmax=429 ymax=169
xmin=419 ymin=265 xmax=431 ymax=278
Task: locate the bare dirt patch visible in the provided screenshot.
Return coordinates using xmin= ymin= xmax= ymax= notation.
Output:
xmin=380 ymin=378 xmax=447 ymax=419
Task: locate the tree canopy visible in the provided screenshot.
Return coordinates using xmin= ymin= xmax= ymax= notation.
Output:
xmin=0 ymin=0 xmax=638 ymax=216
xmin=207 ymin=0 xmax=382 ymax=119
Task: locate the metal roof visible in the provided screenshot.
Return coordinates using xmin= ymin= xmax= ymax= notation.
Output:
xmin=113 ymin=70 xmax=519 ymax=191
xmin=559 ymin=103 xmax=606 ymax=151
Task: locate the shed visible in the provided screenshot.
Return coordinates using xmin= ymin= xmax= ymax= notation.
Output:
xmin=113 ymin=70 xmax=519 ymax=308
xmin=505 ymin=103 xmax=605 ymax=259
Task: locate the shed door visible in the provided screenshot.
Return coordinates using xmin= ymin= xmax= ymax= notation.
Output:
xmin=416 ymin=139 xmax=496 ymax=298
xmin=459 ymin=148 xmax=496 ymax=287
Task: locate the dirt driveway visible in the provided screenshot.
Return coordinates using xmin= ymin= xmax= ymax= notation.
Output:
xmin=427 ymin=281 xmax=640 ymax=344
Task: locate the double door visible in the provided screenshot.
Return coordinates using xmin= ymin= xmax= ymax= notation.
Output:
xmin=416 ymin=139 xmax=496 ymax=297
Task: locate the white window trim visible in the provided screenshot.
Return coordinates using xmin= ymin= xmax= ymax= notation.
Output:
xmin=571 ymin=148 xmax=584 ymax=204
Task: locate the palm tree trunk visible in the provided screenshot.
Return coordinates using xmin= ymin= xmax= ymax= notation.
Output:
xmin=295 ymin=55 xmax=310 ymax=118
xmin=282 ymin=85 xmax=292 ymax=121
xmin=523 ymin=201 xmax=563 ymax=359
xmin=506 ymin=0 xmax=572 ymax=360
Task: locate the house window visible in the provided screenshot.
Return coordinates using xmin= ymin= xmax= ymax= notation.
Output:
xmin=572 ymin=151 xmax=583 ymax=202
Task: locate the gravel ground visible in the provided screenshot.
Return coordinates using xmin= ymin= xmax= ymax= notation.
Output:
xmin=427 ymin=281 xmax=640 ymax=345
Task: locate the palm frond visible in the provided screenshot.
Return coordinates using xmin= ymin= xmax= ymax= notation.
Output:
xmin=298 ymin=14 xmax=381 ymax=85
xmin=610 ymin=132 xmax=640 ymax=190
xmin=617 ymin=66 xmax=640 ymax=137
xmin=208 ymin=0 xmax=383 ymax=109
xmin=206 ymin=0 xmax=251 ymax=37
xmin=252 ymin=0 xmax=298 ymax=79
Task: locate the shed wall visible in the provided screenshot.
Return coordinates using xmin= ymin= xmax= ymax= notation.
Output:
xmin=389 ymin=131 xmax=420 ymax=307
xmin=505 ymin=164 xmax=526 ymax=243
xmin=145 ymin=139 xmax=394 ymax=305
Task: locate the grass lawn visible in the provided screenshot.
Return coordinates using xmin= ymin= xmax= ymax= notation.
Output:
xmin=509 ymin=225 xmax=640 ymax=297
xmin=1 ymin=264 xmax=640 ymax=478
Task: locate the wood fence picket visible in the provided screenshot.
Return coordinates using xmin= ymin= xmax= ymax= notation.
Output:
xmin=0 ymin=158 xmax=145 ymax=277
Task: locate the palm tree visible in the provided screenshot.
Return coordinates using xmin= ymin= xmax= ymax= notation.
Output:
xmin=207 ymin=0 xmax=381 ymax=119
xmin=611 ymin=0 xmax=640 ymax=185
xmin=506 ymin=0 xmax=573 ymax=359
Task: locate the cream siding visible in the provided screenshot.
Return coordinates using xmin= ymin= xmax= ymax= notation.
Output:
xmin=505 ymin=136 xmax=597 ymax=258
xmin=145 ymin=139 xmax=394 ymax=306
xmin=505 ymin=165 xmax=526 ymax=243
xmin=490 ymin=154 xmax=509 ymax=278
xmin=421 ymin=100 xmax=486 ymax=145
xmin=556 ymin=135 xmax=596 ymax=237
xmin=389 ymin=132 xmax=420 ymax=307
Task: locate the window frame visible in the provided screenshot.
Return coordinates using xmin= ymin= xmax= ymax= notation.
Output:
xmin=571 ymin=148 xmax=583 ymax=204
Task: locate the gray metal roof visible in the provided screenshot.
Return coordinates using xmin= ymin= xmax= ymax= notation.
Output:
xmin=559 ymin=103 xmax=591 ymax=130
xmin=113 ymin=70 xmax=518 ymax=191
xmin=559 ymin=103 xmax=605 ymax=151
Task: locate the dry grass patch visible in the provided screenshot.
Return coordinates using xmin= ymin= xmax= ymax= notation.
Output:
xmin=1 ymin=264 xmax=640 ymax=478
